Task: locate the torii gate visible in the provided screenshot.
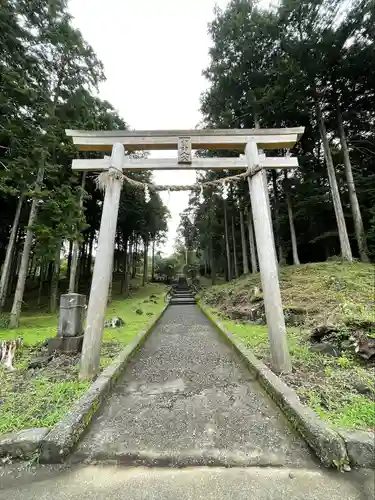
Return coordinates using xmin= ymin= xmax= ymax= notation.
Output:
xmin=66 ymin=127 xmax=304 ymax=380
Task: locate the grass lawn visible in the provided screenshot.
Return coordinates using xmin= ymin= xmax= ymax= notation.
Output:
xmin=200 ymin=262 xmax=375 ymax=432
xmin=0 ymin=281 xmax=166 ymax=435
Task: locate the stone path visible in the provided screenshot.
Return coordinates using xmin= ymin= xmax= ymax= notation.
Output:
xmin=73 ymin=305 xmax=314 ymax=467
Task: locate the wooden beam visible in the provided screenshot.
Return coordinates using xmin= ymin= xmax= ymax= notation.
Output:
xmin=66 ymin=127 xmax=304 ymax=152
xmin=72 ymin=156 xmax=299 ymax=172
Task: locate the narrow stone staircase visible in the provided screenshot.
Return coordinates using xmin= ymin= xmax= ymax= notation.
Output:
xmin=169 ymin=279 xmax=196 ymax=306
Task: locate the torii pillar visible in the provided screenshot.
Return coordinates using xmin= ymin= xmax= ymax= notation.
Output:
xmin=79 ymin=143 xmax=124 ymax=380
xmin=246 ymin=140 xmax=292 ymax=373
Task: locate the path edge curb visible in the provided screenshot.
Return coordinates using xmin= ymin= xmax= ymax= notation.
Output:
xmin=39 ymin=303 xmax=169 ymax=463
xmin=0 ymin=428 xmax=49 ymax=461
xmin=197 ymin=301 xmax=354 ymax=469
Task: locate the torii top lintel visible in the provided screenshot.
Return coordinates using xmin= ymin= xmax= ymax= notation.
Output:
xmin=65 ymin=127 xmax=304 ymax=152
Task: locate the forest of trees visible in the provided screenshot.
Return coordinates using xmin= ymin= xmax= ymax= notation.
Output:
xmin=0 ymin=0 xmax=169 ymax=327
xmin=1 ymin=0 xmax=374 ymax=327
xmin=179 ymin=0 xmax=375 ymax=281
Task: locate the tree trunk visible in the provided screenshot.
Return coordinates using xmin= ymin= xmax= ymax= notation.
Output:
xmin=239 ymin=209 xmax=249 ymax=274
xmin=132 ymin=240 xmax=137 ymax=279
xmin=271 ymin=170 xmax=286 ymax=265
xmin=68 ymin=172 xmax=86 ymax=292
xmin=284 ymin=172 xmax=300 ymax=265
xmin=223 ymin=247 xmax=228 ymax=280
xmin=125 ymin=239 xmax=132 ymax=296
xmin=28 ymin=255 xmax=33 ymax=276
xmin=286 ymin=192 xmax=300 ymax=265
xmin=75 ymin=245 xmax=84 ymax=293
xmin=247 ymin=206 xmax=258 ymax=273
xmin=151 ymin=239 xmax=155 ymax=280
xmin=142 ymin=237 xmax=148 ymax=286
xmin=210 ymin=236 xmax=216 ymax=285
xmin=123 ymin=250 xmax=130 ymax=296
xmin=80 ymin=243 xmax=87 ymax=279
xmin=9 ymin=166 xmax=45 ymax=328
xmin=211 ymin=259 xmax=216 ymax=285
xmin=69 ymin=241 xmax=80 ymax=293
xmin=86 ymin=232 xmax=94 ymax=276
xmin=317 ymin=103 xmax=353 ymax=262
xmin=129 ymin=237 xmax=134 ymax=282
xmin=120 ymin=240 xmax=128 ymax=294
xmin=231 ymin=215 xmax=239 ymax=278
xmin=31 ymin=260 xmax=38 ymax=282
xmin=47 ymin=261 xmax=53 ymax=289
xmin=0 ymin=193 xmax=24 ymax=312
xmin=37 ymin=260 xmax=45 ymax=307
xmin=224 ymin=201 xmax=231 ymax=281
xmin=49 ymin=239 xmax=61 ymax=313
xmin=66 ymin=240 xmax=73 ymax=281
xmin=10 ymin=237 xmax=22 ymax=296
xmin=337 ymin=106 xmax=369 ymax=262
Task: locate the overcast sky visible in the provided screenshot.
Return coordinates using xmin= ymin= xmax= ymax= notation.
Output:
xmin=68 ymin=0 xmax=261 ymax=254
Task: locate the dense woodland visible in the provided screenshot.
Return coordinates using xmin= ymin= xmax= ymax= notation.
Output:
xmin=0 ymin=0 xmax=169 ymax=327
xmin=1 ymin=0 xmax=374 ymax=329
xmin=179 ymin=0 xmax=375 ymax=281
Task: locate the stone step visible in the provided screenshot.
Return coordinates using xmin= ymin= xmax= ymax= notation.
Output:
xmin=4 ymin=465 xmax=372 ymax=499
xmin=169 ymin=299 xmax=196 ymax=305
xmin=71 ymin=446 xmax=306 ymax=467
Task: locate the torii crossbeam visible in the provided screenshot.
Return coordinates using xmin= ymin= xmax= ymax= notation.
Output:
xmin=66 ymin=127 xmax=304 ymax=152
xmin=67 ymin=127 xmax=304 ymax=380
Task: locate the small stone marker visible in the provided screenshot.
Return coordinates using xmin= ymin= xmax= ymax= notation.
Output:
xmin=48 ymin=293 xmax=86 ymax=354
xmin=104 ymin=317 xmax=125 ymax=328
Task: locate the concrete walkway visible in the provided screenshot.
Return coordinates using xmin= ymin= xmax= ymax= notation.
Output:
xmin=73 ymin=305 xmax=313 ymax=466
xmin=1 ymin=304 xmax=374 ymax=499
xmin=0 ymin=465 xmax=374 ymax=500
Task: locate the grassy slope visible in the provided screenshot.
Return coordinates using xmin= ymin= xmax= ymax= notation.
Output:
xmin=202 ymin=261 xmax=374 ymax=326
xmin=201 ymin=262 xmax=375 ymax=431
xmin=0 ymin=282 xmax=166 ymax=434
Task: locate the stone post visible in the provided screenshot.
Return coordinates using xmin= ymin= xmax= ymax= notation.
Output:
xmin=79 ymin=143 xmax=125 ymax=380
xmin=245 ymin=140 xmax=292 ymax=374
xmin=48 ymin=293 xmax=86 ymax=354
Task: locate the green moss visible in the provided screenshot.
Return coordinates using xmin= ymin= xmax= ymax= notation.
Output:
xmin=82 ymin=397 xmax=101 ymax=428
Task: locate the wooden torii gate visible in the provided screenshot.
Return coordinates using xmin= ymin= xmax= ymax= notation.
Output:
xmin=66 ymin=127 xmax=304 ymax=379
